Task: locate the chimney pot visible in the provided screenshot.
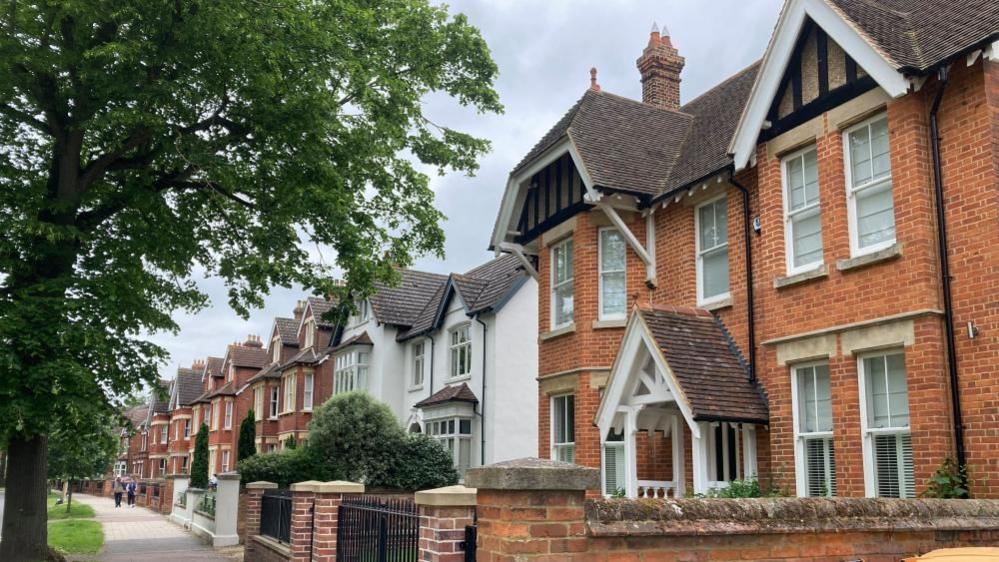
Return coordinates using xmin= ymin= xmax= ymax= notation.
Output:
xmin=589 ymin=67 xmax=601 ymax=92
xmin=293 ymin=299 xmax=305 ymax=321
xmin=637 ymin=21 xmax=684 ymax=110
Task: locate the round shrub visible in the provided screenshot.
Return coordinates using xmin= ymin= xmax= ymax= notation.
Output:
xmin=237 ymin=447 xmax=312 ymax=488
xmin=380 ymin=433 xmax=459 ymax=490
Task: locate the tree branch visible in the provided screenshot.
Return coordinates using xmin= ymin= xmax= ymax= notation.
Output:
xmin=0 ymin=104 xmax=51 ymax=134
xmin=78 ymin=128 xmax=151 ymax=190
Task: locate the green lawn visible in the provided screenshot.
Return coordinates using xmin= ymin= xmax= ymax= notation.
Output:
xmin=48 ymin=519 xmax=104 ymax=555
xmin=45 ymin=491 xmax=104 ymax=555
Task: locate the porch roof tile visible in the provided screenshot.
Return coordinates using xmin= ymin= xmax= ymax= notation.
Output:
xmin=639 ymin=307 xmax=769 ymax=424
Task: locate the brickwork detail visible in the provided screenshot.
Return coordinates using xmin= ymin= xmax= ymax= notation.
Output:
xmin=419 ymin=505 xmax=476 ymax=562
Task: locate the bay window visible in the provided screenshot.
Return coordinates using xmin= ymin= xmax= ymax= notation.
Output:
xmin=272 ymin=335 xmax=282 ymax=363
xmin=254 ymin=387 xmax=263 ymax=421
xmin=303 ymin=372 xmax=314 ymax=411
xmin=860 ymin=351 xmax=913 ymax=498
xmin=449 ymin=324 xmax=472 ymax=379
xmin=551 ymin=394 xmax=575 ymax=463
xmin=845 ymin=114 xmax=895 ymax=255
xmin=551 ymin=238 xmax=574 ymax=328
xmin=224 ymin=400 xmax=233 ymax=429
xmin=303 ymin=318 xmax=316 ymax=348
xmin=696 ymin=197 xmax=729 ymax=305
xmin=599 ymin=228 xmax=626 ymax=320
xmin=792 ymin=363 xmax=836 ymax=497
xmin=269 ymin=386 xmax=279 ymax=418
xmin=427 ymin=417 xmax=473 ymax=476
xmin=782 ymin=147 xmax=823 ymax=272
xmin=183 ymin=419 xmax=191 ymax=439
xmin=283 ymin=374 xmax=296 ymax=413
xmin=334 ymin=350 xmax=369 ymax=394
xmin=221 ymin=450 xmax=230 ymax=473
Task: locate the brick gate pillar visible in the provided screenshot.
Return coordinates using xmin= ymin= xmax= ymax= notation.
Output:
xmin=464 ymin=458 xmax=598 ymax=562
xmin=311 ymin=481 xmax=364 ymax=562
xmin=289 ymin=481 xmax=320 ymax=562
xmin=415 ymin=485 xmax=477 ymax=562
xmin=244 ymin=480 xmax=278 ymax=561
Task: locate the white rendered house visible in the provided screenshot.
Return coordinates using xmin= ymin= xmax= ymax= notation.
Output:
xmin=330 ymin=255 xmax=539 ymax=476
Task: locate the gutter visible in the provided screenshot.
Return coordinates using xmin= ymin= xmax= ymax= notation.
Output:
xmin=928 ymin=64 xmax=967 ymax=471
xmin=727 ymin=172 xmax=758 ymax=384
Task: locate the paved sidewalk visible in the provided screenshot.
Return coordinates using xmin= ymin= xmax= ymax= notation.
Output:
xmin=70 ymin=493 xmax=239 ymax=562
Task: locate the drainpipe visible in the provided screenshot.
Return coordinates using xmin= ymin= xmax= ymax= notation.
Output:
xmin=474 ymin=314 xmax=488 ymax=466
xmin=728 ymin=172 xmax=757 ymax=383
xmin=929 ymin=64 xmax=967 ymax=471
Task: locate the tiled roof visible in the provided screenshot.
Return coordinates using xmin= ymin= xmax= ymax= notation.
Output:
xmin=639 ymin=307 xmax=769 ymax=424
xmin=229 ymin=345 xmax=270 ymax=369
xmin=414 ymin=383 xmax=479 ymax=408
xmin=274 ymin=317 xmax=300 ymax=345
xmin=370 ymin=269 xmax=449 ymax=327
xmin=175 ymin=367 xmax=202 ymax=407
xmin=395 ymin=255 xmax=528 ymax=341
xmin=827 ymin=0 xmax=999 ymax=72
xmin=279 ymin=347 xmax=328 ymax=369
xmin=245 ymin=362 xmax=283 ymax=385
xmin=207 ymin=382 xmax=236 ymax=399
xmin=307 ymin=297 xmax=336 ymax=328
xmin=662 ymin=62 xmax=760 ymax=192
xmin=123 ymin=405 xmax=148 ymax=429
xmin=150 ymin=380 xmax=171 ymax=414
xmin=205 ymin=356 xmax=224 ymax=378
xmin=330 ymin=332 xmax=373 ymax=353
xmin=512 ymin=89 xmax=692 ymax=197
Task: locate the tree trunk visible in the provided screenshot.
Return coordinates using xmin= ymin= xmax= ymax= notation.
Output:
xmin=0 ymin=435 xmax=49 ymax=562
xmin=66 ymin=481 xmax=73 ymax=514
xmin=62 ymin=480 xmax=69 ymax=505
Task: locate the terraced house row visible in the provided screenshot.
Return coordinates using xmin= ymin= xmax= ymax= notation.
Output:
xmin=489 ymin=0 xmax=999 ymax=499
xmin=114 ymin=256 xmax=538 ymax=480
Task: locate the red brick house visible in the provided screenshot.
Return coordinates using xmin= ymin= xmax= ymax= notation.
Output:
xmin=166 ymin=362 xmax=203 ymax=474
xmin=240 ymin=314 xmax=301 ymax=454
xmin=145 ymin=380 xmax=172 ymax=478
xmin=114 ymin=404 xmax=148 ymax=478
xmin=189 ymin=356 xmax=224 ymax=469
xmin=491 ymin=0 xmax=999 ymax=498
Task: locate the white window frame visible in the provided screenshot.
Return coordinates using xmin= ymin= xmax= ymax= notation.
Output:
xmin=706 ymin=421 xmax=744 ymax=488
xmin=272 ymin=335 xmax=282 ymax=363
xmin=550 ymin=238 xmax=574 ymax=329
xmin=781 ymin=145 xmax=824 ymax=274
xmin=411 ymin=341 xmax=425 ymax=389
xmin=790 ymin=361 xmax=836 ymax=497
xmin=857 ymin=349 xmax=914 ymax=498
xmin=843 ymin=113 xmax=895 ymax=257
xmin=223 ymin=400 xmax=233 ymax=430
xmin=221 ymin=450 xmax=230 ymax=473
xmin=160 ymin=426 xmax=168 ymax=444
xmin=551 ymin=394 xmax=576 ymax=463
xmin=141 ymin=432 xmax=147 ymax=451
xmin=282 ymin=374 xmax=296 ymax=413
xmin=303 ymin=372 xmax=314 ymax=411
xmin=350 ymin=299 xmax=370 ymax=326
xmin=695 ymin=195 xmax=730 ymax=306
xmin=426 ymin=416 xmax=474 ymax=476
xmin=183 ymin=419 xmax=191 ymax=439
xmin=449 ymin=324 xmax=472 ymax=380
xmin=334 ymin=350 xmax=369 ymax=394
xmin=254 ymin=387 xmax=263 ymax=421
xmin=159 ymin=458 xmax=167 ymax=476
xmin=269 ymin=385 xmax=279 ymax=419
xmin=303 ymin=318 xmax=316 ymax=348
xmin=598 ymin=227 xmax=627 ymax=321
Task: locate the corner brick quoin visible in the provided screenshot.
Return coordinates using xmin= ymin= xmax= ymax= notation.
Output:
xmin=463 ymin=458 xmax=999 ymax=561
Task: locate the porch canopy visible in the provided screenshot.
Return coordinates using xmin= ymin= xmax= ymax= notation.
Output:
xmin=595 ymin=306 xmax=768 ymax=498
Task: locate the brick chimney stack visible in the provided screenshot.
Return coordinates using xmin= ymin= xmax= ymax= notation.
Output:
xmin=636 ymin=22 xmax=685 ymax=110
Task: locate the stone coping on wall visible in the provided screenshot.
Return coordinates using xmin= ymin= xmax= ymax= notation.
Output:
xmin=586 ymin=498 xmax=999 ymax=537
xmin=465 ymin=457 xmax=600 ymax=491
xmin=415 ymin=485 xmax=477 ymax=507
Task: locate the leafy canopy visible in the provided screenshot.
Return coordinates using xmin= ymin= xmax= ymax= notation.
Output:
xmin=0 ymin=0 xmax=501 ymax=443
xmin=47 ymin=410 xmax=118 ymax=481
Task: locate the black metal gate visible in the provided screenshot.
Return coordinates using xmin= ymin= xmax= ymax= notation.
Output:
xmin=336 ymin=496 xmax=419 ymax=562
xmin=261 ymin=489 xmax=293 ymax=544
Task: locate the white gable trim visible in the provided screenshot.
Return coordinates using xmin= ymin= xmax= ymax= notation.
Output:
xmin=595 ymin=310 xmax=700 ymax=439
xmin=490 ymin=137 xmax=598 ymax=251
xmin=729 ymin=0 xmax=910 ymax=171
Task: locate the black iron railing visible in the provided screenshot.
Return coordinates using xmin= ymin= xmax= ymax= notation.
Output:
xmin=336 ymin=496 xmax=418 ymax=562
xmin=462 ymin=525 xmax=477 ymax=562
xmin=261 ymin=489 xmax=293 ymax=544
xmin=198 ymin=491 xmax=217 ymax=517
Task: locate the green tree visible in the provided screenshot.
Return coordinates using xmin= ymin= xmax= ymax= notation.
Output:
xmin=189 ymin=424 xmax=210 ymax=489
xmin=238 ymin=410 xmax=257 ymax=463
xmin=0 ymin=0 xmax=499 ymax=558
xmin=284 ymin=436 xmax=298 ymax=450
xmin=47 ymin=410 xmax=119 ymax=514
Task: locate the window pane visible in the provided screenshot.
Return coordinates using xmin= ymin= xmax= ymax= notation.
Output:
xmin=814 ymin=364 xmax=833 ymax=432
xmin=850 ymin=126 xmax=872 ymax=186
xmin=566 ymin=395 xmax=575 ymax=442
xmin=459 ymin=419 xmax=471 ymax=434
xmin=601 ymin=272 xmax=626 ymax=316
xmin=870 ymin=118 xmax=891 ymax=180
xmin=702 ymin=249 xmax=729 ymax=299
xmin=805 ymin=437 xmax=836 ymax=497
xmin=886 ymin=353 xmax=910 ymax=427
xmin=875 ymin=433 xmax=914 ymax=498
xmin=600 ymin=230 xmax=626 ymax=271
xmin=555 ymin=285 xmax=574 ymax=326
xmin=788 ymin=156 xmax=805 ymax=209
xmin=866 ymin=356 xmax=890 ymax=428
xmin=699 ymin=199 xmax=727 ymax=250
xmin=798 ymin=366 xmax=817 ymax=433
xmin=803 ymin=150 xmax=819 ymax=204
xmin=857 ymin=183 xmax=895 ymax=248
xmin=792 ymin=211 xmax=823 ymax=268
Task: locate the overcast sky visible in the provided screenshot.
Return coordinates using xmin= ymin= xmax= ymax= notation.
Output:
xmin=149 ymin=0 xmax=784 ymax=379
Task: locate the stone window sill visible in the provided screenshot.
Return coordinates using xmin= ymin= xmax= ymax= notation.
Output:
xmin=837 ymin=243 xmax=902 ymax=272
xmin=701 ymin=297 xmax=732 ymax=312
xmin=774 ymin=264 xmax=828 ymax=289
xmin=592 ymin=318 xmax=627 ymax=330
xmin=540 ymin=323 xmax=576 ymax=341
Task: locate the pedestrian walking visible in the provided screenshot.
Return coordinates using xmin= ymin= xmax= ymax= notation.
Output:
xmin=113 ymin=477 xmax=124 ymax=508
xmin=126 ymin=479 xmax=137 ymax=507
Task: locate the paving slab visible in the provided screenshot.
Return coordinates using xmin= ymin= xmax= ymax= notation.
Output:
xmin=69 ymin=493 xmax=240 ymax=562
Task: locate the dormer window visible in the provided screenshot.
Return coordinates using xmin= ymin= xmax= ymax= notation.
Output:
xmin=272 ymin=335 xmax=282 ymax=363
xmin=303 ymin=318 xmax=316 ymax=348
xmin=350 ymin=299 xmax=370 ymax=326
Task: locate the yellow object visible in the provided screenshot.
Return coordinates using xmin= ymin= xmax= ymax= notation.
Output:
xmin=906 ymin=548 xmax=999 ymax=561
